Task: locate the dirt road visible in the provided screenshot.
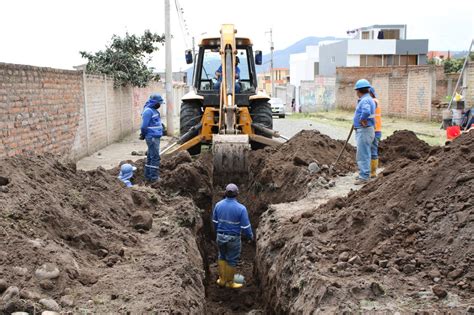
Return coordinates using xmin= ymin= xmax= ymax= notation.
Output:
xmin=77 ymin=132 xmax=172 ymax=171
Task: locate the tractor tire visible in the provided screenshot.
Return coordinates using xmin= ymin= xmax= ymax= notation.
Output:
xmin=180 ymin=101 xmax=203 ymax=155
xmin=250 ymin=101 xmax=273 ymax=150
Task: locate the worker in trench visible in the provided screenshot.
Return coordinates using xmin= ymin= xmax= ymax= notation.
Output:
xmin=139 ymin=93 xmax=164 ymax=184
xmin=369 ymin=87 xmax=382 ymax=178
xmin=353 ymin=79 xmax=376 ymax=185
xmin=117 ymin=163 xmax=137 ymax=187
xmin=212 ymin=183 xmax=253 ymax=289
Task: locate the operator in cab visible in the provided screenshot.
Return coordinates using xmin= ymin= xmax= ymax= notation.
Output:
xmin=214 ymin=56 xmax=241 ymax=93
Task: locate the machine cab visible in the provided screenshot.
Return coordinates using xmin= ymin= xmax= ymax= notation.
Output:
xmin=190 ymin=37 xmax=261 ymax=106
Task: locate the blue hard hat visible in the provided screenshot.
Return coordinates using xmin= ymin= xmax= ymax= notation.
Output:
xmin=369 ymin=87 xmax=377 ymax=98
xmin=354 ymin=79 xmax=372 ymax=90
xmin=118 ymin=163 xmax=137 ymax=181
xmin=149 ymin=93 xmax=164 ymax=104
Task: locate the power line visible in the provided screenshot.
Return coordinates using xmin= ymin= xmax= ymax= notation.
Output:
xmin=174 ymin=0 xmax=191 ymax=49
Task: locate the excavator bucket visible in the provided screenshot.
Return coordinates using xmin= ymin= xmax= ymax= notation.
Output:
xmin=212 ymin=134 xmax=250 ymax=186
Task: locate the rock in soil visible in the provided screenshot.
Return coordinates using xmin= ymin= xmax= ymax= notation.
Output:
xmin=432 ymin=285 xmax=448 ymax=299
xmin=39 ymin=298 xmax=60 ymax=311
xmin=0 ymin=279 xmax=7 ymax=293
xmin=59 ymin=295 xmax=74 ymax=307
xmin=39 ymin=279 xmax=55 ymax=290
xmin=370 ymin=282 xmax=385 ymax=296
xmin=0 ymin=176 xmax=10 ymax=186
xmin=2 ymin=286 xmax=19 ymax=301
xmin=130 ymin=211 xmax=153 ymax=231
xmin=35 ymin=263 xmax=60 ymax=280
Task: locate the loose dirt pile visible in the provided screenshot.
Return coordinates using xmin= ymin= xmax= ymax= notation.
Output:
xmin=257 ymin=131 xmax=474 ymax=312
xmin=379 ymin=130 xmax=435 ymax=164
xmin=143 ymin=130 xmax=358 ymax=314
xmin=247 ymin=130 xmax=356 ymax=219
xmin=0 ymin=154 xmax=206 ymax=313
xmin=6 ymin=126 xmax=435 ymax=314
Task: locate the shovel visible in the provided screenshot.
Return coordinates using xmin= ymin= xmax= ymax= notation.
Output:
xmin=330 ymin=124 xmax=354 ymax=175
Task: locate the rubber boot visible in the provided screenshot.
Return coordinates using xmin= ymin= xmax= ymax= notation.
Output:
xmin=225 ymin=265 xmax=243 ymax=289
xmin=370 ymin=159 xmax=378 ymax=178
xmin=216 ymin=260 xmax=227 ymax=287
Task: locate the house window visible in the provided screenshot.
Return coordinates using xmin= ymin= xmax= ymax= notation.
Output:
xmin=361 ymin=31 xmax=370 ymax=39
xmin=400 ymin=55 xmax=417 ymax=65
xmin=331 ymin=56 xmax=335 ymax=63
xmin=381 ymin=29 xmax=400 ymax=40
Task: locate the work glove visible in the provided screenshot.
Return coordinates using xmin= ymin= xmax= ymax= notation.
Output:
xmin=139 ymin=133 xmax=145 ymax=140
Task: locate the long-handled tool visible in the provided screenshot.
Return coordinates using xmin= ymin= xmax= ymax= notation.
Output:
xmin=332 ymin=124 xmax=354 ymax=170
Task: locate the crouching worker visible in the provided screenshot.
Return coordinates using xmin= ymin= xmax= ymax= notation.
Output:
xmin=118 ymin=163 xmax=137 ymax=187
xmin=212 ymin=183 xmax=253 ymax=289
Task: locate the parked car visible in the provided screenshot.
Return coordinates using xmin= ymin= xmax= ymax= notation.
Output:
xmin=269 ymin=98 xmax=285 ymax=118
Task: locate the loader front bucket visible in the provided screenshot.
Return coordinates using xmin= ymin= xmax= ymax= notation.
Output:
xmin=212 ymin=134 xmax=250 ymax=186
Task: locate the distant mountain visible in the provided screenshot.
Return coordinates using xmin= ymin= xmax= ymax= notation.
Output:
xmin=185 ymin=36 xmax=342 ymax=84
xmin=257 ymin=36 xmax=341 ymax=72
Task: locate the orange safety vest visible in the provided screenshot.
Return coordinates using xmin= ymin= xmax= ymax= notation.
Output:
xmin=374 ymin=98 xmax=382 ymax=132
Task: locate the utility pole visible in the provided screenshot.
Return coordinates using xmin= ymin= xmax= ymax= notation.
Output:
xmin=192 ymin=36 xmax=196 ymax=60
xmin=267 ymin=28 xmax=275 ymax=97
xmin=165 ymin=0 xmax=174 ymax=136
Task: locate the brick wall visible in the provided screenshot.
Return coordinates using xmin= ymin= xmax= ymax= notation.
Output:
xmin=336 ymin=65 xmax=453 ymax=121
xmin=464 ymin=62 xmax=474 ymax=106
xmin=0 ymin=63 xmax=83 ymax=157
xmin=407 ymin=68 xmax=432 ymax=119
xmin=132 ymin=82 xmax=165 ymax=129
xmin=0 ymin=62 xmax=175 ymax=160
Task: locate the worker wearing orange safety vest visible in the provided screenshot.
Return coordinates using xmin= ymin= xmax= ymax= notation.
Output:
xmin=369 ymin=87 xmax=382 ymax=178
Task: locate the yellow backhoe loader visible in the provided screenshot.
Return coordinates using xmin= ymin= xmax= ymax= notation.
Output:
xmin=162 ymin=24 xmax=286 ymax=184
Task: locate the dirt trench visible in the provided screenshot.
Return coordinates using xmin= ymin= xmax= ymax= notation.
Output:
xmin=0 ymin=130 xmax=358 ymax=313
xmin=160 ymin=130 xmax=357 ymax=313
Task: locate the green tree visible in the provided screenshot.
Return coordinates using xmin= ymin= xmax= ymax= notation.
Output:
xmin=443 ymin=58 xmax=464 ymax=73
xmin=80 ymin=30 xmax=165 ymax=87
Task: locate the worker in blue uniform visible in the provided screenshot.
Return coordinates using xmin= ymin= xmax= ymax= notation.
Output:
xmin=353 ymin=79 xmax=376 ymax=184
xmin=212 ymin=183 xmax=253 ymax=289
xmin=214 ymin=56 xmax=241 ymax=93
xmin=140 ymin=93 xmax=163 ymax=183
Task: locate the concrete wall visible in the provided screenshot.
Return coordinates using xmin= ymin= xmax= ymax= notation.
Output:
xmin=336 ymin=65 xmax=454 ymax=121
xmin=71 ymin=74 xmax=143 ymax=159
xmin=319 ymin=40 xmax=348 ymax=76
xmin=275 ymin=85 xmax=295 ymax=111
xmin=299 ymin=76 xmax=336 ymax=112
xmin=348 ymin=39 xmax=397 ymax=55
xmin=395 ymin=40 xmax=429 ymax=55
xmin=0 ymin=62 xmax=184 ymax=160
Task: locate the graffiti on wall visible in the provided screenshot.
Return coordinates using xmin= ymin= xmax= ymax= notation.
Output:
xmin=299 ymin=76 xmax=336 ymax=112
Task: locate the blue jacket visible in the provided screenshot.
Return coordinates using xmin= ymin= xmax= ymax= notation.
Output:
xmin=216 ymin=65 xmax=240 ymax=81
xmin=212 ymin=197 xmax=253 ymax=239
xmin=353 ymin=93 xmax=376 ymax=129
xmin=141 ymin=100 xmax=163 ymax=139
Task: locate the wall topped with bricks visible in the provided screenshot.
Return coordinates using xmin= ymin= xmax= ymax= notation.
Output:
xmin=336 ymin=65 xmax=458 ymax=121
xmin=0 ymin=62 xmax=173 ymax=160
xmin=0 ymin=63 xmax=83 ymax=158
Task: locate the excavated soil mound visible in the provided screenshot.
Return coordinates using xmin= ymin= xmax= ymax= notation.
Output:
xmin=257 ymin=131 xmax=474 ymax=312
xmin=379 ymin=130 xmax=435 ymax=164
xmin=0 ymin=154 xmax=206 ymax=313
xmin=248 ymin=130 xmax=356 ymax=219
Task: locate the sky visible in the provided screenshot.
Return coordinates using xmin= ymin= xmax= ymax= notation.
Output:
xmin=0 ymin=0 xmax=473 ymax=72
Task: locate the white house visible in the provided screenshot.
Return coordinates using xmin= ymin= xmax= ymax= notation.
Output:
xmin=319 ymin=24 xmax=429 ymax=75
